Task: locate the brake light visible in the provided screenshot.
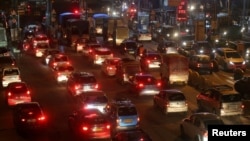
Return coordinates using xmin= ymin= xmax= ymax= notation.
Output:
xmin=107 ymin=66 xmax=114 ymax=70
xmin=210 ymin=62 xmax=213 ymax=67
xmin=46 ymin=39 xmax=49 ymax=43
xmin=57 ymin=72 xmax=61 ymax=76
xmin=21 ymin=118 xmax=26 ymax=122
xmin=26 ymin=90 xmax=30 ymax=95
xmin=74 ymin=84 xmax=81 ymax=90
xmin=38 ymin=116 xmax=45 ymax=121
xmin=82 ymin=125 xmax=88 ymax=131
xmin=138 ymin=83 xmax=144 ymax=88
xmin=95 ymin=84 xmax=99 ymax=89
xmin=241 ymin=104 xmax=245 ymax=109
xmin=146 ymin=60 xmax=151 ymax=63
xmin=124 ymin=47 xmax=127 ymax=50
xmin=106 ymin=124 xmax=110 ymax=129
xmin=196 ymin=63 xmax=201 ymax=68
xmin=111 ymin=53 xmax=114 ymax=57
xmin=66 ymin=62 xmax=70 ymax=65
xmin=53 ymin=62 xmax=57 ymax=66
xmin=157 ymin=82 xmax=161 ymax=87
xmin=166 ymin=102 xmax=170 ymax=107
xmin=137 ymin=117 xmax=140 ymax=122
xmin=8 ymin=92 xmax=11 ymax=96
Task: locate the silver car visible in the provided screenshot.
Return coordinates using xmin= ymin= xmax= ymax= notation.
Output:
xmin=1 ymin=67 xmax=21 ymax=87
xmin=180 ymin=112 xmax=224 ymax=141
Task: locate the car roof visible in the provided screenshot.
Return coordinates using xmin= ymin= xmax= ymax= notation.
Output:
xmin=217 ymin=47 xmax=236 ymax=52
xmin=190 ymin=112 xmax=222 ymax=120
xmin=192 ymin=54 xmax=210 ymax=58
xmin=72 ymin=71 xmax=94 ymax=77
xmin=15 ymin=102 xmax=40 ymax=107
xmin=160 ymin=89 xmax=183 ymax=94
xmin=7 ymin=81 xmax=27 ymax=86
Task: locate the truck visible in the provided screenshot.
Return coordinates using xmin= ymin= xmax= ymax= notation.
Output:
xmin=160 ymin=54 xmax=189 ymax=86
xmin=0 ymin=27 xmax=8 ymax=48
xmin=115 ymin=26 xmax=130 ymax=46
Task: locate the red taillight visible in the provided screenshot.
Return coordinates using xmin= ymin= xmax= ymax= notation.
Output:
xmin=137 ymin=117 xmax=140 ymax=122
xmin=107 ymin=66 xmax=113 ymax=70
xmin=38 ymin=116 xmax=45 ymax=121
xmin=241 ymin=104 xmax=245 ymax=109
xmin=26 ymin=90 xmax=30 ymax=95
xmin=53 ymin=62 xmax=57 ymax=66
xmin=157 ymin=82 xmax=161 ymax=87
xmin=95 ymin=84 xmax=99 ymax=89
xmin=203 ymin=131 xmax=208 ymax=138
xmin=138 ymin=83 xmax=144 ymax=88
xmin=146 ymin=60 xmax=151 ymax=63
xmin=8 ymin=92 xmax=11 ymax=96
xmin=57 ymin=72 xmax=61 ymax=76
xmin=106 ymin=124 xmax=110 ymax=129
xmin=111 ymin=53 xmax=114 ymax=57
xmin=196 ymin=63 xmax=201 ymax=68
xmin=74 ymin=84 xmax=81 ymax=90
xmin=82 ymin=126 xmax=88 ymax=131
xmin=46 ymin=40 xmax=49 ymax=43
xmin=21 ymin=118 xmax=26 ymax=122
xmin=210 ymin=62 xmax=214 ymax=67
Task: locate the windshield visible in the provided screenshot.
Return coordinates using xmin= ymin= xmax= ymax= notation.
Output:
xmin=221 ymin=94 xmax=242 ymax=102
xmin=126 ymin=42 xmax=137 ymax=49
xmin=198 ymin=56 xmax=210 ymax=63
xmin=54 ymin=56 xmax=68 ymax=62
xmin=4 ymin=69 xmax=19 ymax=75
xmin=77 ymin=76 xmax=96 ymax=83
xmin=225 ymin=52 xmax=241 ymax=58
xmin=85 ymin=95 xmax=108 ymax=103
xmin=168 ymin=93 xmax=186 ymax=101
xmin=10 ymin=84 xmax=28 ymax=93
xmin=125 ymin=65 xmax=141 ymax=74
xmin=204 ymin=119 xmax=224 ymax=128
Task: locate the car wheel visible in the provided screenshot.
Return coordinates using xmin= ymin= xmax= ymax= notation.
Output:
xmin=180 ymin=125 xmax=186 ymax=138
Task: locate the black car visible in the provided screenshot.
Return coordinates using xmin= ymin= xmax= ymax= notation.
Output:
xmin=68 ymin=109 xmax=111 ymax=140
xmin=120 ymin=39 xmax=138 ymax=56
xmin=140 ymin=52 xmax=162 ymax=71
xmin=12 ymin=102 xmax=47 ymax=133
xmin=112 ymin=128 xmax=152 ymax=141
xmin=234 ymin=76 xmax=250 ymax=99
xmin=157 ymin=40 xmax=178 ymax=53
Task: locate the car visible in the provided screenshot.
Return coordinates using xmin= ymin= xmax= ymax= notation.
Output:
xmin=116 ymin=59 xmax=142 ymax=85
xmin=214 ymin=48 xmax=246 ymax=71
xmin=89 ymin=47 xmax=113 ymax=65
xmin=191 ymin=41 xmax=214 ymax=57
xmin=33 ymin=43 xmax=50 ymax=57
xmin=68 ymin=109 xmax=111 ymax=140
xmin=0 ymin=47 xmax=14 ymax=57
xmin=0 ymin=56 xmax=16 ymax=70
xmin=72 ymin=37 xmax=88 ymax=52
xmin=101 ymin=57 xmax=121 ymax=76
xmin=140 ymin=52 xmax=162 ymax=71
xmin=31 ymin=34 xmax=49 ymax=48
xmin=5 ymin=82 xmax=31 ymax=106
xmin=189 ymin=54 xmax=213 ymax=74
xmin=153 ymin=89 xmax=188 ymax=114
xmin=42 ymin=48 xmax=61 ymax=65
xmin=104 ymin=97 xmax=140 ymax=136
xmin=67 ymin=72 xmax=100 ymax=96
xmin=1 ymin=67 xmax=21 ymax=88
xmin=120 ymin=39 xmax=138 ymax=56
xmin=234 ymin=76 xmax=250 ymax=97
xmin=48 ymin=53 xmax=71 ymax=69
xmin=84 ymin=43 xmax=102 ymax=57
xmin=179 ymin=35 xmax=195 ymax=49
xmin=112 ymin=128 xmax=152 ymax=141
xmin=52 ymin=64 xmax=74 ymax=83
xmin=12 ymin=102 xmax=47 ymax=132
xmin=180 ymin=112 xmax=224 ymax=141
xmin=196 ymin=84 xmax=243 ymax=116
xmin=157 ymin=40 xmax=178 ymax=53
xmin=75 ymin=91 xmax=109 ymax=113
xmin=128 ymin=73 xmax=161 ymax=96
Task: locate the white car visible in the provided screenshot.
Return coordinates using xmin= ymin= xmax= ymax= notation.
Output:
xmin=180 ymin=112 xmax=224 ymax=141
xmin=1 ymin=67 xmax=21 ymax=87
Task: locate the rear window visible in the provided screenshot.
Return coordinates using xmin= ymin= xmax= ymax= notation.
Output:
xmin=10 ymin=84 xmax=28 ymax=93
xmin=4 ymin=69 xmax=19 ymax=75
xmin=54 ymin=56 xmax=68 ymax=62
xmin=136 ymin=76 xmax=156 ymax=85
xmin=146 ymin=54 xmax=161 ymax=60
xmin=57 ymin=66 xmax=74 ymax=71
xmin=125 ymin=65 xmax=141 ymax=73
xmin=204 ymin=119 xmax=224 ymax=128
xmin=77 ymin=76 xmax=96 ymax=83
xmin=95 ymin=49 xmax=112 ymax=55
xmin=85 ymin=95 xmax=108 ymax=103
xmin=36 ymin=43 xmax=49 ymax=49
xmin=221 ymin=94 xmax=242 ymax=102
xmin=168 ymin=93 xmax=186 ymax=101
xmin=118 ymin=106 xmax=137 ymax=116
xmin=35 ymin=36 xmax=48 ymax=41
xmin=108 ymin=59 xmax=120 ymax=65
xmin=0 ymin=57 xmax=14 ymax=64
xmin=17 ymin=105 xmax=42 ymax=116
xmin=225 ymin=52 xmax=241 ymax=58
xmin=198 ymin=57 xmax=210 ymax=63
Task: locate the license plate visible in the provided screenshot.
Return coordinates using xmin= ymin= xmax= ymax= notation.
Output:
xmin=27 ymin=119 xmax=36 ymax=123
xmin=123 ymin=119 xmax=133 ymax=123
xmin=93 ymin=127 xmax=102 ymax=131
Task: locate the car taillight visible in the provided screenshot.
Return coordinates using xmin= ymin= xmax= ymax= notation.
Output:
xmin=74 ymin=84 xmax=81 ymax=90
xmin=138 ymin=83 xmax=144 ymax=88
xmin=202 ymin=130 xmax=208 ymax=138
xmin=146 ymin=60 xmax=151 ymax=63
xmin=241 ymin=104 xmax=245 ymax=109
xmin=82 ymin=125 xmax=89 ymax=131
xmin=157 ymin=82 xmax=161 ymax=87
xmin=21 ymin=118 xmax=26 ymax=122
xmin=8 ymin=92 xmax=11 ymax=97
xmin=210 ymin=62 xmax=213 ymax=67
xmin=116 ymin=119 xmax=121 ymax=123
xmin=137 ymin=117 xmax=140 ymax=122
xmin=26 ymin=90 xmax=30 ymax=95
xmin=66 ymin=62 xmax=70 ymax=65
xmin=196 ymin=63 xmax=201 ymax=68
xmin=124 ymin=47 xmax=127 ymax=50
xmin=38 ymin=116 xmax=45 ymax=121
xmin=57 ymin=72 xmax=61 ymax=76
xmin=107 ymin=66 xmax=114 ymax=70
xmin=111 ymin=53 xmax=114 ymax=57
xmin=95 ymin=84 xmax=99 ymax=89
xmin=46 ymin=40 xmax=49 ymax=43
xmin=106 ymin=124 xmax=110 ymax=129
xmin=166 ymin=102 xmax=170 ymax=107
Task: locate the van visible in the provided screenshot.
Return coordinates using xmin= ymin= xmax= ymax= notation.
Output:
xmin=160 ymin=54 xmax=189 ymax=86
xmin=116 ymin=59 xmax=142 ymax=85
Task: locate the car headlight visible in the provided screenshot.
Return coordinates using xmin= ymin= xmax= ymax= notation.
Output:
xmin=212 ymin=49 xmax=216 ymax=53
xmin=242 ymin=61 xmax=246 ymax=65
xmin=229 ymin=61 xmax=234 ymax=65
